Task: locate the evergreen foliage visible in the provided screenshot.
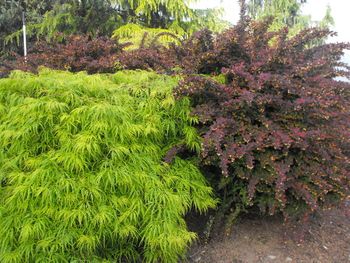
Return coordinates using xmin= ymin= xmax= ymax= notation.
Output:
xmin=4 ymin=1 xmax=119 ymax=46
xmin=112 ymin=23 xmax=183 ymax=49
xmin=247 ymin=0 xmax=334 ymax=36
xmin=0 ymin=69 xmax=216 ymax=262
xmin=112 ymin=9 xmax=230 ymax=49
xmin=2 ymin=0 xmax=227 ymax=52
xmin=0 ymin=0 xmax=56 ymax=55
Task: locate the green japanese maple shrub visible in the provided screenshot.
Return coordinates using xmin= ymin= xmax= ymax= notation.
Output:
xmin=0 ymin=69 xmax=216 ymax=262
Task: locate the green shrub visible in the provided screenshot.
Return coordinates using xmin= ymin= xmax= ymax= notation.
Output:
xmin=0 ymin=69 xmax=216 ymax=262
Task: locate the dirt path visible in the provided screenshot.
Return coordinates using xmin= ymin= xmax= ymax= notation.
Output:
xmin=187 ymin=209 xmax=350 ymax=263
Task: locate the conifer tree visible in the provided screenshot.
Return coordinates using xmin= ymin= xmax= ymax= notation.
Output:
xmin=3 ymin=0 xmax=228 ymax=50
xmin=0 ymin=0 xmax=56 ymax=55
xmin=247 ymin=0 xmax=333 ymax=35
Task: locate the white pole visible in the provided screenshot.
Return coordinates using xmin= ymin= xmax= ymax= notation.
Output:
xmin=22 ymin=11 xmax=27 ymax=62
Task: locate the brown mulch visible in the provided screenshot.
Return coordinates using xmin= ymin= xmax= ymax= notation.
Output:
xmin=186 ymin=208 xmax=350 ymax=263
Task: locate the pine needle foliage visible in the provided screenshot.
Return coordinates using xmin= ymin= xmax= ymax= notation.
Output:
xmin=0 ymin=69 xmax=216 ymax=262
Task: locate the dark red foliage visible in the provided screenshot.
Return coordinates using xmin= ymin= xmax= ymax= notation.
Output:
xmin=0 ymin=60 xmax=11 ymax=78
xmin=169 ymin=29 xmax=222 ymax=74
xmin=1 ymin=33 xmax=178 ymax=75
xmin=174 ymin=17 xmax=350 ymax=221
xmin=6 ymin=35 xmax=124 ymax=74
xmin=116 ymin=33 xmax=179 ymax=72
xmin=116 ymin=47 xmax=176 ymax=72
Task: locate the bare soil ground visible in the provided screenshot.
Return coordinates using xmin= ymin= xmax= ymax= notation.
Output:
xmin=186 ymin=208 xmax=350 ymax=263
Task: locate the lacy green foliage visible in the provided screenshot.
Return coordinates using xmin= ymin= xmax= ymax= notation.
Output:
xmin=174 ymin=16 xmax=350 ymax=227
xmin=0 ymin=69 xmax=216 ymax=262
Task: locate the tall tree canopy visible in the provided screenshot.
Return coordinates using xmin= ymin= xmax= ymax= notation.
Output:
xmin=1 ymin=0 xmax=228 ymax=55
xmin=0 ymin=0 xmax=56 ymax=55
xmin=247 ymin=0 xmax=333 ymax=35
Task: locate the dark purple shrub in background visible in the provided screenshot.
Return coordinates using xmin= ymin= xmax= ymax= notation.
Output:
xmin=1 ymin=33 xmax=177 ymax=75
xmin=3 ymin=35 xmax=124 ymax=74
xmin=116 ymin=47 xmax=176 ymax=72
